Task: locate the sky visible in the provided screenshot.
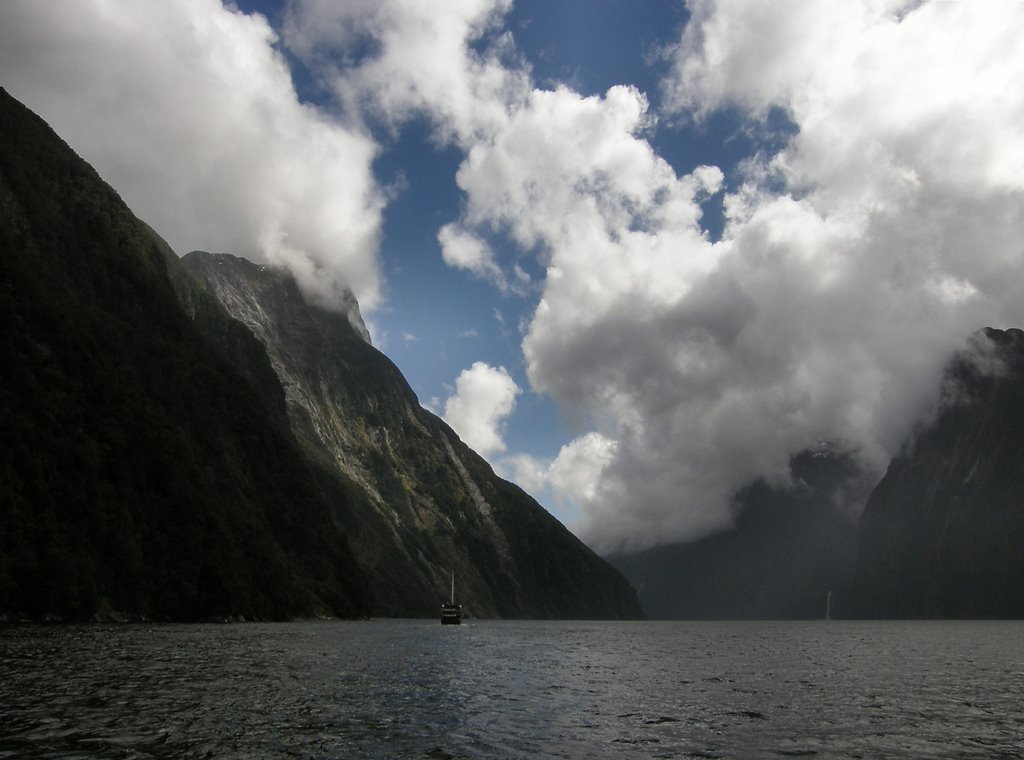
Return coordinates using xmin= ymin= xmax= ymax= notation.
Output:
xmin=3 ymin=0 xmax=1024 ymax=553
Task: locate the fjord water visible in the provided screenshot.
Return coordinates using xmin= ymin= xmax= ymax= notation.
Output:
xmin=1 ymin=620 xmax=1021 ymax=759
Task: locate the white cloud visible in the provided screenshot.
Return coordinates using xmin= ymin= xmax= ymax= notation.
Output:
xmin=547 ymin=433 xmax=618 ymax=508
xmin=442 ymin=362 xmax=521 ymax=457
xmin=496 ymin=432 xmax=617 ymax=528
xmin=541 ymin=0 xmax=1024 ymax=550
xmin=438 ymin=223 xmax=506 ymax=288
xmin=15 ymin=0 xmax=1024 ymax=554
xmin=283 ymin=0 xmax=528 ymax=147
xmin=0 ymin=0 xmax=386 ymax=312
xmin=356 ymin=0 xmax=1024 ymax=553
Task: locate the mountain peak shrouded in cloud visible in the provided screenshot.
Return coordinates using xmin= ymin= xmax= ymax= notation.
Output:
xmin=5 ymin=0 xmax=1024 ymax=554
xmin=0 ymin=0 xmax=385 ymax=313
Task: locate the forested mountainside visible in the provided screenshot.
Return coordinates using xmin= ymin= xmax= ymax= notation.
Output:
xmin=0 ymin=86 xmax=371 ymax=621
xmin=0 ymin=87 xmax=641 ymax=621
xmin=182 ymin=252 xmax=643 ymax=619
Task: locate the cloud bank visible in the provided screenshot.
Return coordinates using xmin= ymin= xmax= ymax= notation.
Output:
xmin=9 ymin=0 xmax=1024 ymax=554
xmin=286 ymin=0 xmax=1024 ymax=552
xmin=0 ymin=0 xmax=385 ymax=311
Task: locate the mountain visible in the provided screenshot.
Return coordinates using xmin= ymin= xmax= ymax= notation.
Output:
xmin=608 ymin=448 xmax=863 ymax=619
xmin=854 ymin=328 xmax=1024 ymax=618
xmin=10 ymin=75 xmax=1022 ymax=621
xmin=0 ymin=86 xmax=371 ymax=621
xmin=0 ymin=86 xmax=639 ymax=621
xmin=181 ymin=251 xmax=644 ymax=619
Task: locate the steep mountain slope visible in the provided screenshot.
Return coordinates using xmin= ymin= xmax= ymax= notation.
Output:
xmin=0 ymin=87 xmax=371 ymax=620
xmin=609 ymin=448 xmax=863 ymax=619
xmin=855 ymin=328 xmax=1024 ymax=618
xmin=183 ymin=251 xmax=644 ymax=619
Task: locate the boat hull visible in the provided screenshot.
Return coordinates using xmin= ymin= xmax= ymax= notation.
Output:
xmin=440 ymin=604 xmax=462 ymax=625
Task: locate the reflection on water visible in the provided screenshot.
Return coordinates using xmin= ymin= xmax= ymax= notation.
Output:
xmin=1 ymin=620 xmax=1023 ymax=758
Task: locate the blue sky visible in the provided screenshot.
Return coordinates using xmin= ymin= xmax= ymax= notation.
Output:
xmin=361 ymin=0 xmax=696 ymax=458
xmin=4 ymin=1 xmax=1024 ymax=551
xmin=256 ymin=0 xmax=749 ymax=458
xmin=241 ymin=0 xmax=740 ymax=472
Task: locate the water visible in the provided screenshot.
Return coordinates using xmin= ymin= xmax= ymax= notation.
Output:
xmin=1 ymin=620 xmax=1022 ymax=759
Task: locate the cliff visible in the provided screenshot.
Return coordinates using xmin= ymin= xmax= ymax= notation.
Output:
xmin=0 ymin=86 xmax=642 ymax=621
xmin=854 ymin=328 xmax=1024 ymax=618
xmin=182 ymin=251 xmax=643 ymax=619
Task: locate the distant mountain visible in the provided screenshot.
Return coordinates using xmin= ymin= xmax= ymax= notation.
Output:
xmin=608 ymin=448 xmax=863 ymax=619
xmin=0 ymin=87 xmax=371 ymax=621
xmin=182 ymin=251 xmax=644 ymax=619
xmin=613 ymin=326 xmax=1024 ymax=621
xmin=854 ymin=328 xmax=1024 ymax=618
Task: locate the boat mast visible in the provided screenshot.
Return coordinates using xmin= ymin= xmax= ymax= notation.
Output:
xmin=450 ymin=570 xmax=455 ymax=605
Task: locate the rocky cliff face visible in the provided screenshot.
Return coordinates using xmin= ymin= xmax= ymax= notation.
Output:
xmin=0 ymin=86 xmax=638 ymax=621
xmin=854 ymin=328 xmax=1024 ymax=618
xmin=182 ymin=251 xmax=643 ymax=619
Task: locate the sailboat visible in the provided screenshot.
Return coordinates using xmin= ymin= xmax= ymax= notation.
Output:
xmin=440 ymin=570 xmax=462 ymax=625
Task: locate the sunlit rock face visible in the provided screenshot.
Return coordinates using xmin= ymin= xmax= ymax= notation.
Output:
xmin=854 ymin=328 xmax=1024 ymax=619
xmin=183 ymin=251 xmax=643 ymax=620
xmin=0 ymin=83 xmax=638 ymax=622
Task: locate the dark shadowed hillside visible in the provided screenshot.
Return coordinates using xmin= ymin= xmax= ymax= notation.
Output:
xmin=609 ymin=448 xmax=863 ymax=619
xmin=182 ymin=252 xmax=643 ymax=619
xmin=854 ymin=328 xmax=1024 ymax=618
xmin=0 ymin=88 xmax=640 ymax=621
xmin=0 ymin=87 xmax=371 ymax=621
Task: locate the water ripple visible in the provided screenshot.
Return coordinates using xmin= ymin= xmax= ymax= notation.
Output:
xmin=1 ymin=620 xmax=1023 ymax=758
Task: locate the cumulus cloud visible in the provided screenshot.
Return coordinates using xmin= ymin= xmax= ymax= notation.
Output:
xmin=497 ymin=432 xmax=617 ymax=526
xmin=308 ymin=0 xmax=1024 ymax=553
xmin=543 ymin=0 xmax=1024 ymax=550
xmin=283 ymin=0 xmax=528 ymax=147
xmin=442 ymin=362 xmax=521 ymax=457
xmin=0 ymin=0 xmax=385 ymax=311
xmin=437 ymin=223 xmax=505 ymax=288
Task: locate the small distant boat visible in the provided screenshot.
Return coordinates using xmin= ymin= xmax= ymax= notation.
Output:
xmin=440 ymin=570 xmax=462 ymax=625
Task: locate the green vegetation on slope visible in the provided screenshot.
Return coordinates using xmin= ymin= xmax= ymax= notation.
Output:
xmin=0 ymin=87 xmax=370 ymax=620
xmin=184 ymin=252 xmax=644 ymax=619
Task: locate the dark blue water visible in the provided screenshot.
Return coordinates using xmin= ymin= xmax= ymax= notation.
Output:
xmin=1 ymin=620 xmax=1022 ymax=758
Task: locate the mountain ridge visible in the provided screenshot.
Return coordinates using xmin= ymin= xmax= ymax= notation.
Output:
xmin=612 ymin=328 xmax=1024 ymax=621
xmin=1 ymin=86 xmax=641 ymax=621
xmin=182 ymin=250 xmax=644 ymax=619
xmin=853 ymin=327 xmax=1024 ymax=618
xmin=0 ymin=84 xmax=642 ymax=620
xmin=608 ymin=447 xmax=864 ymax=619
xmin=0 ymin=86 xmax=371 ymax=621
